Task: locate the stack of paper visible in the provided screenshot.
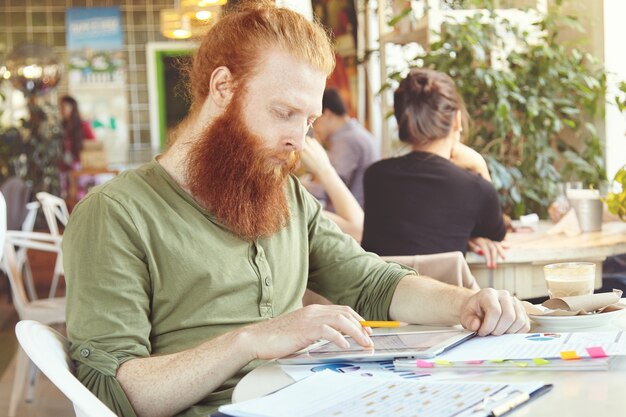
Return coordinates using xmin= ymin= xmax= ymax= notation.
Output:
xmin=219 ymin=371 xmax=549 ymax=417
xmin=432 ymin=331 xmax=625 ymax=362
xmin=394 ymin=356 xmax=614 ymax=371
xmin=392 ymin=331 xmax=625 ymax=372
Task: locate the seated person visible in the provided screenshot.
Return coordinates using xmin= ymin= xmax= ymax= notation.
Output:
xmin=362 ymin=69 xmax=506 ymax=268
xmin=63 ymin=5 xmax=529 ymax=417
xmin=307 ymin=88 xmax=379 ymax=208
xmin=300 ymin=136 xmax=364 ymax=242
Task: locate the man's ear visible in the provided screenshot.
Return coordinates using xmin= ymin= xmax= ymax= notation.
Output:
xmin=209 ymin=66 xmax=234 ymax=109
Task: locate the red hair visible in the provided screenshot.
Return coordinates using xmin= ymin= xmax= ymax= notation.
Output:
xmin=189 ymin=0 xmax=335 ymax=110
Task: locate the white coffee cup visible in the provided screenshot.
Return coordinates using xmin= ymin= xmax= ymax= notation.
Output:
xmin=544 ymin=262 xmax=595 ymax=298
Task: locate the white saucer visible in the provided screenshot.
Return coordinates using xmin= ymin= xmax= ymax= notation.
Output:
xmin=530 ymin=308 xmax=626 ymax=331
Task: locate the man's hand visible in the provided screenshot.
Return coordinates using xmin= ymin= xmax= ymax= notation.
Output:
xmin=300 ymin=136 xmax=333 ymax=178
xmin=242 ymin=304 xmax=373 ymax=361
xmin=459 ymin=289 xmax=530 ymax=336
xmin=468 ymin=237 xmax=507 ymax=269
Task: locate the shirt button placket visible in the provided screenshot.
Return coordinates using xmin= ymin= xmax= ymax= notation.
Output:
xmin=255 ymin=244 xmax=273 ymax=318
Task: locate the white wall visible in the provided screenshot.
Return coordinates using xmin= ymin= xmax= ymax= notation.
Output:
xmin=556 ymin=0 xmax=625 ymax=181
xmin=604 ymin=0 xmax=626 ymax=180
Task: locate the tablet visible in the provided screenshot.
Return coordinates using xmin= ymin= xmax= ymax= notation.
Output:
xmin=277 ymin=329 xmax=475 ymax=364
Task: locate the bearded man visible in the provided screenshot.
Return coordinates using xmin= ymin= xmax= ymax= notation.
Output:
xmin=63 ymin=2 xmax=530 ymax=417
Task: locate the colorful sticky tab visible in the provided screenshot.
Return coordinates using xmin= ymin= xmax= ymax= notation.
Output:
xmin=586 ymin=346 xmax=608 ymax=358
xmin=560 ymin=350 xmax=580 ymax=360
xmin=532 ymin=358 xmax=550 ymax=365
xmin=489 ymin=359 xmax=505 ymax=363
xmin=416 ymin=360 xmax=434 ymax=368
xmin=465 ymin=360 xmax=484 ymax=365
xmin=434 ymin=359 xmax=452 ymax=366
xmin=513 ymin=362 xmax=529 ymax=367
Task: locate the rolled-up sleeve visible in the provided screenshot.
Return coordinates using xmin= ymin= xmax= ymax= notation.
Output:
xmin=302 ymin=186 xmax=415 ymax=320
xmin=64 ymin=191 xmax=152 ymax=417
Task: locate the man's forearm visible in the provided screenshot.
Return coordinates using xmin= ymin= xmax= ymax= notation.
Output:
xmin=388 ymin=275 xmax=475 ymax=325
xmin=117 ymin=328 xmax=254 ymax=417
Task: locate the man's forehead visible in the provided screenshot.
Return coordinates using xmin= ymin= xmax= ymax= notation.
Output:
xmin=245 ymin=49 xmax=325 ymax=109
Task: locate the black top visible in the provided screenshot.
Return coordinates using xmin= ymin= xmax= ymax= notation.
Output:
xmin=362 ymin=151 xmax=506 ymax=256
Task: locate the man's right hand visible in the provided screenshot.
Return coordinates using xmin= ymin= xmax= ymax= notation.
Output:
xmin=240 ymin=304 xmax=373 ymax=361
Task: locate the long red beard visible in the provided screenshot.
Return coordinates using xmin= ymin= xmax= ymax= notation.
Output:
xmin=185 ymin=98 xmax=300 ymax=241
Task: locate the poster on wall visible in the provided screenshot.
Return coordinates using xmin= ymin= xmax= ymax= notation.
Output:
xmin=312 ymin=0 xmax=358 ymax=117
xmin=66 ymin=7 xmax=128 ymax=165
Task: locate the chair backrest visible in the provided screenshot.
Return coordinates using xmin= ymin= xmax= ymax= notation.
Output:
xmin=22 ymin=201 xmax=40 ymax=233
xmin=36 ymin=192 xmax=69 ymax=236
xmin=0 ymin=193 xmax=7 ymax=262
xmin=382 ymin=251 xmax=480 ymax=290
xmin=0 ymin=177 xmax=31 ymax=231
xmin=2 ymin=230 xmax=63 ymax=314
xmin=15 ymin=320 xmax=118 ymax=417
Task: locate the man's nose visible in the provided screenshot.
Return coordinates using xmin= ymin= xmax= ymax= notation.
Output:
xmin=286 ymin=122 xmax=307 ymax=152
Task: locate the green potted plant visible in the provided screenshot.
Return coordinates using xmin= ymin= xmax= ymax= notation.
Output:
xmin=386 ymin=0 xmax=610 ymax=218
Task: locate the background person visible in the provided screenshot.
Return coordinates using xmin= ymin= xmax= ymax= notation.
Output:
xmin=59 ymin=95 xmax=95 ymax=171
xmin=58 ymin=95 xmax=95 ymax=197
xmin=361 ymin=69 xmax=506 ymax=268
xmin=64 ymin=5 xmax=529 ymax=417
xmin=307 ymin=88 xmax=379 ymax=208
xmin=300 ymin=136 xmax=363 ymax=242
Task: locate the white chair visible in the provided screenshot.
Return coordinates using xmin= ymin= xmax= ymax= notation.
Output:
xmin=16 ymin=201 xmax=41 ymax=301
xmin=0 ymin=180 xmax=41 ymax=300
xmin=2 ymin=193 xmax=66 ymax=416
xmin=15 ymin=320 xmax=118 ymax=417
xmin=35 ymin=191 xmax=68 ymax=298
xmin=35 ymin=191 xmax=69 ymax=236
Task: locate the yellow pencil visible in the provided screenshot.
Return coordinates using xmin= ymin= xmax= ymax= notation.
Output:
xmin=359 ymin=321 xmax=406 ymax=328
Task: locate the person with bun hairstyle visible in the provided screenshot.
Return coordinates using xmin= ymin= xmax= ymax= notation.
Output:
xmin=362 ymin=69 xmax=506 ymax=268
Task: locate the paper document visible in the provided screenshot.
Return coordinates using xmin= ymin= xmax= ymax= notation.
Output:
xmin=394 ymin=356 xmax=614 ymax=371
xmin=436 ymin=331 xmax=626 ymax=362
xmin=280 ymin=359 xmax=466 ymax=382
xmin=219 ymin=370 xmax=547 ymax=417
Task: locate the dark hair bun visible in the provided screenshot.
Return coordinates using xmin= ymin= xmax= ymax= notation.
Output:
xmin=393 ymin=68 xmax=466 ymax=145
xmin=407 ymin=71 xmax=436 ymax=97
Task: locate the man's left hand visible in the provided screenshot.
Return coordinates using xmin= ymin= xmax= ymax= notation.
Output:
xmin=459 ymin=288 xmax=530 ymax=336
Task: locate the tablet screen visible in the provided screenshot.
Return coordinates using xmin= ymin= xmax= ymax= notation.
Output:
xmin=278 ymin=329 xmax=474 ymax=363
xmin=308 ymin=331 xmax=464 ymax=356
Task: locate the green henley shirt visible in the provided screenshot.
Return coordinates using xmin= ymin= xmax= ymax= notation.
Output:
xmin=64 ymin=159 xmax=413 ymax=417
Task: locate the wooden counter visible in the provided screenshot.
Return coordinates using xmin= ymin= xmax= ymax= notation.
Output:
xmin=466 ymin=221 xmax=626 ymax=299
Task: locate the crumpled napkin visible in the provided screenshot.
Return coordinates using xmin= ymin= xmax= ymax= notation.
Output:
xmin=546 ymin=208 xmax=581 ymax=237
xmin=524 ymin=289 xmax=624 ymax=316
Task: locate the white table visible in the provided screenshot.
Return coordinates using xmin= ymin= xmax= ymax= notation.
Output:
xmin=232 ymin=312 xmax=626 ymax=416
xmin=466 ymin=221 xmax=626 ymax=299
